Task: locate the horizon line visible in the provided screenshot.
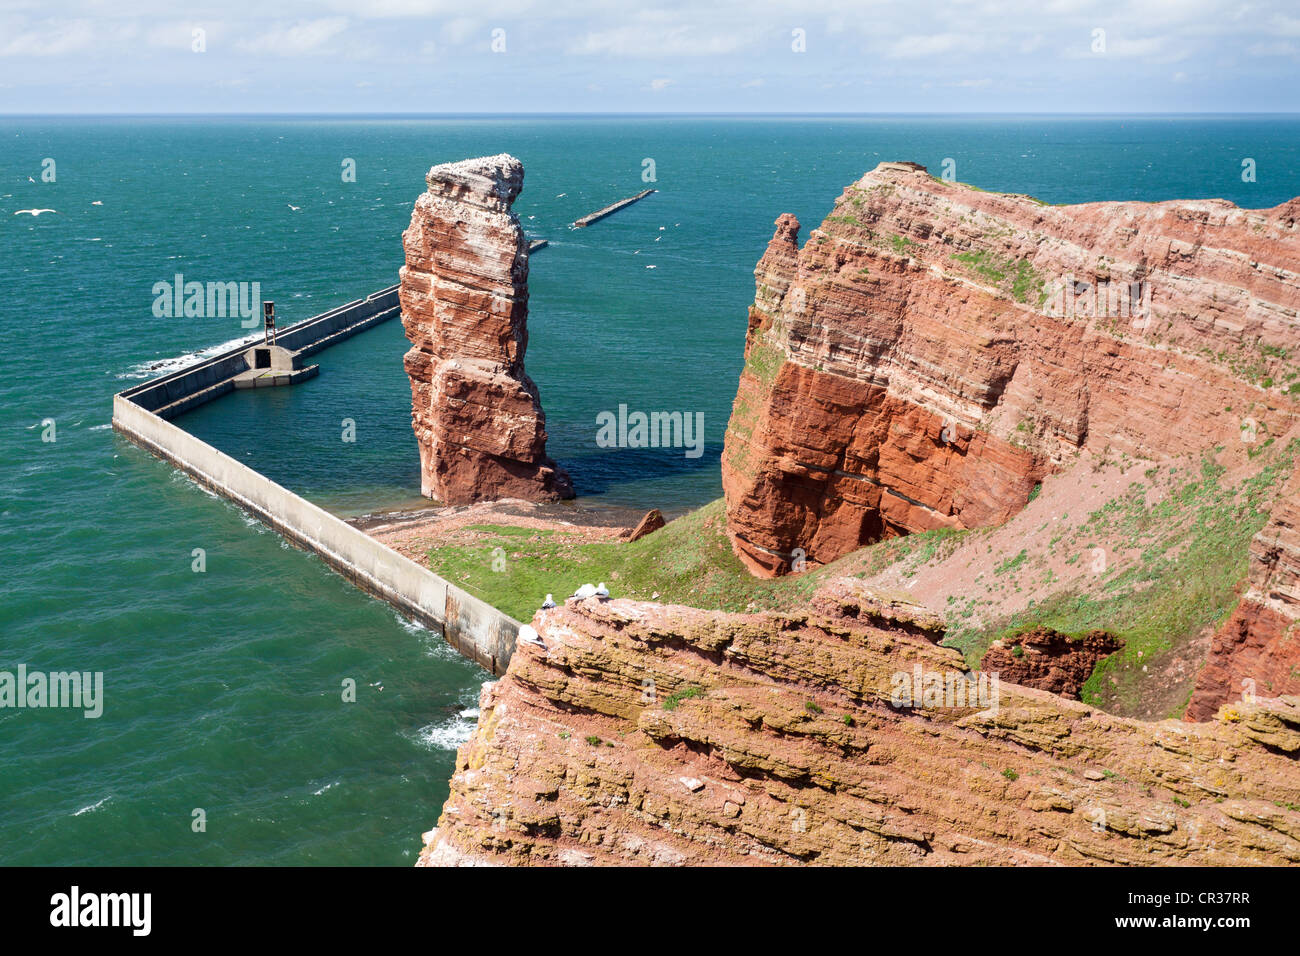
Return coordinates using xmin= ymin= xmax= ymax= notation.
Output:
xmin=4 ymin=110 xmax=1300 ymax=119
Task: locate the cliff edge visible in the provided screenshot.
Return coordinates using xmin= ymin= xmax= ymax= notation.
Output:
xmin=421 ymin=590 xmax=1300 ymax=865
xmin=722 ymin=161 xmax=1300 ymax=577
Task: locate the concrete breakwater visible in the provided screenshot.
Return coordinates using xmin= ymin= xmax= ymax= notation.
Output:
xmin=123 ymin=285 xmax=401 ymax=420
xmin=112 ymin=285 xmax=522 ymax=676
xmin=571 ymin=189 xmax=656 ymax=228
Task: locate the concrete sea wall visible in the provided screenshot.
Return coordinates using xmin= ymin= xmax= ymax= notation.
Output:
xmin=112 ymin=286 xmax=521 ymax=676
xmin=121 ymin=285 xmax=401 ymax=419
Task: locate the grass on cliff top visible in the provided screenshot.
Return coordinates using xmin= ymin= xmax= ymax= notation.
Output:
xmin=947 ymin=440 xmax=1300 ymax=717
xmin=425 ymin=500 xmax=808 ymax=622
xmin=423 ymin=498 xmax=966 ymax=623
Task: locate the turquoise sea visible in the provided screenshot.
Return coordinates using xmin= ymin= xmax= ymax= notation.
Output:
xmin=2 ymin=115 xmax=1298 ymax=865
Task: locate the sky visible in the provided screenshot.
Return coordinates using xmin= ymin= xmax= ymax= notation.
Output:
xmin=1 ymin=0 xmax=1299 ymax=113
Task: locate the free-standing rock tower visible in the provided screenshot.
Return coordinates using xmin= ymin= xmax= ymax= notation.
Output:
xmin=400 ymin=154 xmax=573 ymax=504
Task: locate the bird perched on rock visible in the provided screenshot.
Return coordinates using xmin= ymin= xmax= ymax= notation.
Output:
xmin=541 ymin=594 xmax=556 ymax=609
xmin=594 ymin=582 xmax=610 ymax=599
xmin=571 ymin=583 xmax=597 ymax=600
xmin=518 ymin=624 xmax=546 ymax=649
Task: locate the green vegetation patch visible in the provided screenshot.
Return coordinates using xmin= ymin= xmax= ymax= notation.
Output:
xmin=743 ymin=336 xmax=786 ymax=388
xmin=889 ymin=233 xmax=918 ymax=254
xmin=946 ymin=441 xmax=1300 ymax=715
xmin=424 ymin=499 xmax=971 ymax=624
xmin=663 ymin=685 xmax=704 ymax=711
xmin=950 ymin=249 xmax=1045 ymax=305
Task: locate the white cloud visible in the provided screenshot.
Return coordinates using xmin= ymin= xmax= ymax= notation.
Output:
xmin=235 ymin=18 xmax=349 ymax=57
xmin=647 ymin=77 xmax=673 ymax=91
xmin=0 ymin=18 xmax=100 ymax=56
xmin=887 ymin=33 xmax=985 ymax=59
xmin=568 ymin=16 xmax=759 ymax=57
xmin=441 ymin=18 xmax=481 ymax=45
xmin=1247 ymin=40 xmax=1298 ymax=56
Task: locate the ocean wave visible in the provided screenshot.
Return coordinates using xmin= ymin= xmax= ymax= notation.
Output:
xmin=118 ymin=330 xmax=263 ymax=380
xmin=72 ymin=796 xmax=111 ymax=816
xmin=406 ymin=712 xmax=477 ymax=752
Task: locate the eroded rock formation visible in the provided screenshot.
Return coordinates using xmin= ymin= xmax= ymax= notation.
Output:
xmin=981 ymin=627 xmax=1122 ymax=700
xmin=623 ymin=509 xmax=666 ymax=542
xmin=723 ymin=161 xmax=1300 ymax=577
xmin=1187 ymin=461 xmax=1300 ymax=720
xmin=401 ymin=154 xmax=572 ymax=504
xmin=421 ymin=586 xmax=1300 ymax=866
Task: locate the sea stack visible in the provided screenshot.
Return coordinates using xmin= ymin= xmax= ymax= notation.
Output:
xmin=400 ymin=154 xmax=573 ymax=504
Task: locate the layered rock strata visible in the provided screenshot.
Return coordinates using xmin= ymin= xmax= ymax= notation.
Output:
xmin=421 ymin=587 xmax=1300 ymax=866
xmin=401 ymin=154 xmax=572 ymax=504
xmin=1187 ymin=461 xmax=1300 ymax=720
xmin=722 ymin=162 xmax=1300 ymax=576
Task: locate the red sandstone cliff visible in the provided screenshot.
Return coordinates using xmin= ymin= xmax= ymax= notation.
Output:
xmin=1187 ymin=461 xmax=1300 ymax=720
xmin=722 ymin=161 xmax=1300 ymax=577
xmin=421 ymin=588 xmax=1300 ymax=866
xmin=401 ymin=154 xmax=572 ymax=504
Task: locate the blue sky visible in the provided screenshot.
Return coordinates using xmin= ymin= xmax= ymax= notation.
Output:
xmin=2 ymin=0 xmax=1299 ymax=113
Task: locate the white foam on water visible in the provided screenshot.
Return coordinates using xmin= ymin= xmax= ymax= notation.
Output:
xmin=392 ymin=611 xmax=464 ymax=663
xmin=407 ymin=712 xmax=478 ymax=752
xmin=312 ymin=781 xmax=339 ymax=797
xmin=118 ymin=329 xmax=263 ymax=380
xmin=169 ymin=470 xmax=221 ymax=500
xmin=89 ymin=423 xmax=111 ymax=431
xmin=73 ymin=796 xmax=111 ymax=816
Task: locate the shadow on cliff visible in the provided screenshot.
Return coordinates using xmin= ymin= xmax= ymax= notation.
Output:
xmin=560 ymin=442 xmax=724 ymax=497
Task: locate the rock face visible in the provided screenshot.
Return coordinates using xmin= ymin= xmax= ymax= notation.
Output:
xmin=722 ymin=161 xmax=1300 ymax=577
xmin=421 ymin=586 xmax=1300 ymax=866
xmin=1187 ymin=462 xmax=1300 ymax=721
xmin=401 ymin=154 xmax=572 ymax=504
xmin=981 ymin=628 xmax=1122 ymax=700
xmin=623 ymin=509 xmax=666 ymax=542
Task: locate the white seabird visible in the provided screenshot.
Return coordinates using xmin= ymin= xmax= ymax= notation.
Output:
xmin=594 ymin=582 xmax=610 ymax=599
xmin=286 ymin=203 xmax=301 ymax=211
xmin=518 ymin=624 xmax=546 ymax=649
xmin=571 ymin=583 xmax=597 ymax=600
xmin=541 ymin=593 xmax=556 ymax=609
xmin=14 ymin=209 xmax=56 ymax=216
